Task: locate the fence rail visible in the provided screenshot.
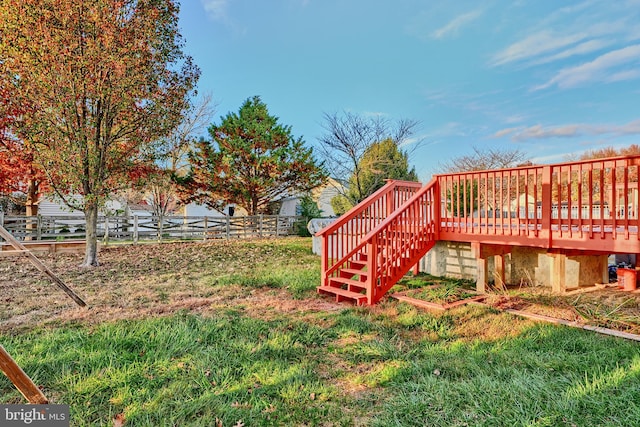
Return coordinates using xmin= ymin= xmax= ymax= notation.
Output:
xmin=0 ymin=214 xmax=304 ymax=242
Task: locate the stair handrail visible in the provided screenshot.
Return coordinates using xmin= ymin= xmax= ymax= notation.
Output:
xmin=364 ymin=178 xmax=439 ymax=302
xmin=315 ymin=180 xmax=422 ymax=237
xmin=358 ymin=178 xmax=439 ymax=243
xmin=317 ymin=180 xmax=422 ymax=286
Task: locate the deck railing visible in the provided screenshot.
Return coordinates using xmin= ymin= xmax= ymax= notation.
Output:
xmin=318 ymin=154 xmax=640 ymax=304
xmin=436 ymin=155 xmax=640 ymax=250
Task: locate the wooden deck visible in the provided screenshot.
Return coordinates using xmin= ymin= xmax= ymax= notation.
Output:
xmin=317 ymin=154 xmax=640 ymax=305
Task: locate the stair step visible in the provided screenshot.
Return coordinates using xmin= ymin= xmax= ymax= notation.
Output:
xmin=349 ymin=260 xmax=367 ymax=269
xmin=329 ymin=277 xmax=367 ymax=291
xmin=341 ymin=268 xmax=369 ymax=278
xmin=317 ymin=286 xmax=367 ymax=305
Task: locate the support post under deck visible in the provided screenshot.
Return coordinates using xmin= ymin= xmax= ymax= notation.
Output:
xmin=472 ymin=243 xmax=511 ymax=293
xmin=494 ymin=254 xmax=505 ymax=288
xmin=472 ymin=242 xmax=487 ymax=293
xmin=476 ymin=256 xmax=488 ymax=293
xmin=550 ymin=253 xmax=567 ymax=293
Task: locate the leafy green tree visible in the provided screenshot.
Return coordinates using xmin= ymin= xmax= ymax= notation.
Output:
xmin=332 ymin=138 xmax=418 ymax=213
xmin=347 ymin=138 xmax=417 ymax=203
xmin=296 ymin=194 xmax=322 ymax=236
xmin=182 ymin=96 xmax=327 ymax=215
xmin=0 ymin=0 xmax=199 ymax=266
xmin=330 ymin=195 xmax=352 ymax=216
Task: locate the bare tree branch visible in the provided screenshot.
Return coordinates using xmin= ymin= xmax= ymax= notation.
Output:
xmin=438 ymin=146 xmax=530 ymax=173
xmin=317 ymin=111 xmax=421 ymax=202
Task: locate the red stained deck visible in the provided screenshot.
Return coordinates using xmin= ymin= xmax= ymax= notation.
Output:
xmin=317 ymin=155 xmax=640 ymax=305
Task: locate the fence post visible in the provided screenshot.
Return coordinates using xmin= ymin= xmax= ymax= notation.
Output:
xmin=133 ymin=215 xmax=139 ymax=244
xmin=226 ymin=216 xmax=231 ymax=239
xmin=203 ymin=216 xmax=208 ymax=241
xmin=158 ymin=216 xmax=163 ymax=242
xmin=103 ymin=217 xmax=110 ymax=245
xmin=36 ymin=215 xmax=42 ymax=241
xmin=276 ymin=215 xmax=280 ymax=237
xmin=259 ymin=214 xmax=263 ymax=238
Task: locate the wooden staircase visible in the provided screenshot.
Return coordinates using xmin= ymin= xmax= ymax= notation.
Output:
xmin=317 ymin=252 xmax=371 ymax=305
xmin=317 ymin=179 xmax=439 ymax=305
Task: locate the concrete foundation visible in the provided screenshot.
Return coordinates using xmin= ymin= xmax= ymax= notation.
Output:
xmin=420 ymin=240 xmax=609 ymax=292
xmin=420 ymin=241 xmax=477 ymax=280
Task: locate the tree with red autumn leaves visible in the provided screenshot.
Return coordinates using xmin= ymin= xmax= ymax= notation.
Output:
xmin=0 ymin=0 xmax=199 ymax=266
xmin=180 ymin=96 xmax=327 ymax=216
xmin=0 ymin=87 xmax=47 ymax=216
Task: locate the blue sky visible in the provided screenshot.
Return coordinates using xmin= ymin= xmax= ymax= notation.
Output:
xmin=179 ymin=0 xmax=640 ymax=181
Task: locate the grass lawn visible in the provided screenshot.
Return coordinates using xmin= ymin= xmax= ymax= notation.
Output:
xmin=1 ymin=238 xmax=639 ymax=426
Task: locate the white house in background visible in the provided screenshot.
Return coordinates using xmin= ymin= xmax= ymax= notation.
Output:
xmin=278 ymin=179 xmax=344 ymax=217
xmin=180 ymin=202 xmax=236 ymax=217
xmin=38 ymin=196 xmax=235 ymax=218
xmin=314 ymin=180 xmax=343 ymax=216
xmin=38 ymin=196 xmax=124 ymax=217
xmin=278 ymin=195 xmax=302 ymax=216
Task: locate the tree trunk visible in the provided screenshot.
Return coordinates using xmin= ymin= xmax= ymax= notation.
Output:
xmin=24 ymin=179 xmax=39 ymax=241
xmin=81 ymin=202 xmax=99 ymax=267
xmin=25 ymin=178 xmax=38 ymax=216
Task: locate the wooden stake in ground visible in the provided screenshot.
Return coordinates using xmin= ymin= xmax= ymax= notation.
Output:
xmin=0 ymin=225 xmax=86 ymax=307
xmin=0 ymin=345 xmax=49 ymax=404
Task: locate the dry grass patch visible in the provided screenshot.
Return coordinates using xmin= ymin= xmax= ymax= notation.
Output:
xmin=394 ymin=273 xmax=640 ymax=335
xmin=0 ymin=238 xmax=324 ymax=333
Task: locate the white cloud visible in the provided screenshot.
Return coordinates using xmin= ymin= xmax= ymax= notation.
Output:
xmin=491 ymin=30 xmax=587 ymax=66
xmin=491 ymin=0 xmax=639 ymax=68
xmin=513 ymin=124 xmax=580 ymax=140
xmin=493 ymin=128 xmax=518 ymax=138
xmin=431 ymin=10 xmax=483 ymax=39
xmin=530 ymin=39 xmax=611 ymax=65
xmin=201 ymin=0 xmax=228 ymax=21
xmin=617 ymin=119 xmax=640 ymax=134
xmin=494 ymin=119 xmax=640 ymax=142
xmin=534 ymin=44 xmax=640 ymax=90
xmin=607 ymin=69 xmax=640 ymax=82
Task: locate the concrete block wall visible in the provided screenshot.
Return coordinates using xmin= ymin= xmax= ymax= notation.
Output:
xmin=420 ymin=241 xmax=477 ymax=281
xmin=420 ymin=241 xmax=608 ymax=290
